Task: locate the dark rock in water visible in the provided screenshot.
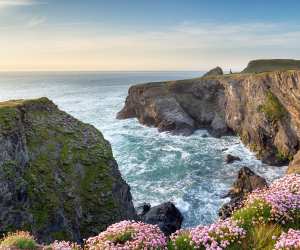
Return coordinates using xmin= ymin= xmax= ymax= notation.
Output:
xmin=287 ymin=150 xmax=300 ymax=174
xmin=0 ymin=98 xmax=136 ymax=243
xmin=202 ymin=66 xmax=223 ymax=77
xmin=225 ymin=154 xmax=241 ymax=164
xmin=219 ymin=167 xmax=267 ymax=219
xmin=137 ymin=202 xmax=151 ymax=217
xmin=118 ymin=67 xmax=300 ymax=166
xmin=142 ymin=202 xmax=183 ymax=236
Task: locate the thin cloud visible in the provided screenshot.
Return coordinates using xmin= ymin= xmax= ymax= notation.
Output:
xmin=27 ymin=16 xmax=46 ymax=27
xmin=0 ymin=0 xmax=39 ymax=8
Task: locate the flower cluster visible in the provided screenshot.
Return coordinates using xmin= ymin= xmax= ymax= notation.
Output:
xmin=244 ymin=174 xmax=300 ymax=224
xmin=170 ymin=219 xmax=245 ymax=250
xmin=85 ymin=220 xmax=167 ymax=250
xmin=47 ymin=240 xmax=81 ymax=250
xmin=274 ymin=229 xmax=300 ymax=250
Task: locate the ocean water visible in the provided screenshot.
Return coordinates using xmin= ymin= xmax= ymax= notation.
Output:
xmin=0 ymin=71 xmax=287 ymax=228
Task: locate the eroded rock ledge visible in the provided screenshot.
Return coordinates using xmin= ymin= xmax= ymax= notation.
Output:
xmin=117 ymin=69 xmax=300 ymax=166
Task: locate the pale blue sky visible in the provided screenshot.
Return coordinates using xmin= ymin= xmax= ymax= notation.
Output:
xmin=1 ymin=0 xmax=300 ymax=71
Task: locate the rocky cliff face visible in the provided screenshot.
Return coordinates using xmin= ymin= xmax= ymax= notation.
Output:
xmin=0 ymin=98 xmax=136 ymax=243
xmin=287 ymin=150 xmax=300 ymax=174
xmin=118 ymin=70 xmax=300 ymax=165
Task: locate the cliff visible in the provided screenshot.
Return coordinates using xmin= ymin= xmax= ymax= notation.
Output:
xmin=117 ymin=70 xmax=300 ymax=165
xmin=0 ymin=98 xmax=136 ymax=243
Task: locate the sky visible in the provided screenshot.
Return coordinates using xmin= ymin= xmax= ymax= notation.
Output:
xmin=1 ymin=0 xmax=300 ymax=71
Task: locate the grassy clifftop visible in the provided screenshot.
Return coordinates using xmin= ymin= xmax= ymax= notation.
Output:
xmin=242 ymin=59 xmax=300 ymax=73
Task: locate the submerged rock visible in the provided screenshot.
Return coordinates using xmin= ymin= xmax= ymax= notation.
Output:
xmin=225 ymin=154 xmax=241 ymax=164
xmin=141 ymin=202 xmax=183 ymax=236
xmin=0 ymin=98 xmax=136 ymax=243
xmin=287 ymin=150 xmax=300 ymax=174
xmin=118 ymin=67 xmax=300 ymax=165
xmin=219 ymin=167 xmax=268 ymax=219
xmin=202 ymin=66 xmax=223 ymax=77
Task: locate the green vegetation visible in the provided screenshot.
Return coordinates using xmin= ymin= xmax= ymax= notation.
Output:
xmin=275 ymin=149 xmax=293 ymax=162
xmin=257 ymin=90 xmax=286 ymax=122
xmin=244 ymin=224 xmax=282 ymax=250
xmin=0 ymin=231 xmax=38 ymax=250
xmin=106 ymin=230 xmax=134 ymax=245
xmin=242 ymin=59 xmax=300 ymax=73
xmin=167 ymin=231 xmax=194 ymax=250
xmin=232 ymin=199 xmax=272 ymax=231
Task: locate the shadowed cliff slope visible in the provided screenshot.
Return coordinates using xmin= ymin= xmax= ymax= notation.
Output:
xmin=0 ymin=98 xmax=136 ymax=243
xmin=118 ymin=70 xmax=300 ymax=166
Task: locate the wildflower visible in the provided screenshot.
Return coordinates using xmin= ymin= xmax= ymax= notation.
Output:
xmin=274 ymin=229 xmax=300 ymax=250
xmin=85 ymin=220 xmax=167 ymax=250
xmin=47 ymin=240 xmax=81 ymax=250
xmin=170 ymin=219 xmax=245 ymax=250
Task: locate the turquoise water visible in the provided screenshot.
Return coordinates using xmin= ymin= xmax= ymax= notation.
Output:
xmin=0 ymin=71 xmax=287 ymax=228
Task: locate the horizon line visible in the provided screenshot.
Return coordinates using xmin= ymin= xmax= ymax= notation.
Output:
xmin=0 ymin=68 xmax=240 ymax=73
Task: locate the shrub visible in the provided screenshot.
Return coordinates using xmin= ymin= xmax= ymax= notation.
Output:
xmin=169 ymin=219 xmax=245 ymax=250
xmin=84 ymin=220 xmax=167 ymax=249
xmin=232 ymin=199 xmax=272 ymax=230
xmin=233 ymin=174 xmax=300 ymax=230
xmin=274 ymin=229 xmax=300 ymax=250
xmin=0 ymin=231 xmax=37 ymax=250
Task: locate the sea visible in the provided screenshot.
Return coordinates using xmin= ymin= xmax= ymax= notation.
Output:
xmin=0 ymin=71 xmax=287 ymax=228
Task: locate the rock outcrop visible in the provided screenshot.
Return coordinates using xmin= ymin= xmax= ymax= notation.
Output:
xmin=140 ymin=202 xmax=183 ymax=236
xmin=202 ymin=66 xmax=223 ymax=77
xmin=118 ymin=69 xmax=300 ymax=165
xmin=287 ymin=150 xmax=300 ymax=174
xmin=242 ymin=59 xmax=300 ymax=73
xmin=219 ymin=167 xmax=268 ymax=219
xmin=0 ymin=98 xmax=136 ymax=243
xmin=225 ymin=154 xmax=241 ymax=164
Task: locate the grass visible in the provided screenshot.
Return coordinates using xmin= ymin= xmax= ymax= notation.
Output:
xmin=0 ymin=231 xmax=37 ymax=250
xmin=167 ymin=231 xmax=195 ymax=250
xmin=243 ymin=224 xmax=282 ymax=250
xmin=106 ymin=230 xmax=134 ymax=245
xmin=232 ymin=199 xmax=272 ymax=231
xmin=257 ymin=90 xmax=286 ymax=122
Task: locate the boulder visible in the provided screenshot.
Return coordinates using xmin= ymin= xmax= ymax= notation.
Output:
xmin=219 ymin=167 xmax=268 ymax=219
xmin=141 ymin=202 xmax=183 ymax=236
xmin=0 ymin=98 xmax=136 ymax=243
xmin=202 ymin=67 xmax=223 ymax=77
xmin=136 ymin=202 xmax=151 ymax=217
xmin=287 ymin=150 xmax=300 ymax=174
xmin=225 ymin=154 xmax=241 ymax=164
